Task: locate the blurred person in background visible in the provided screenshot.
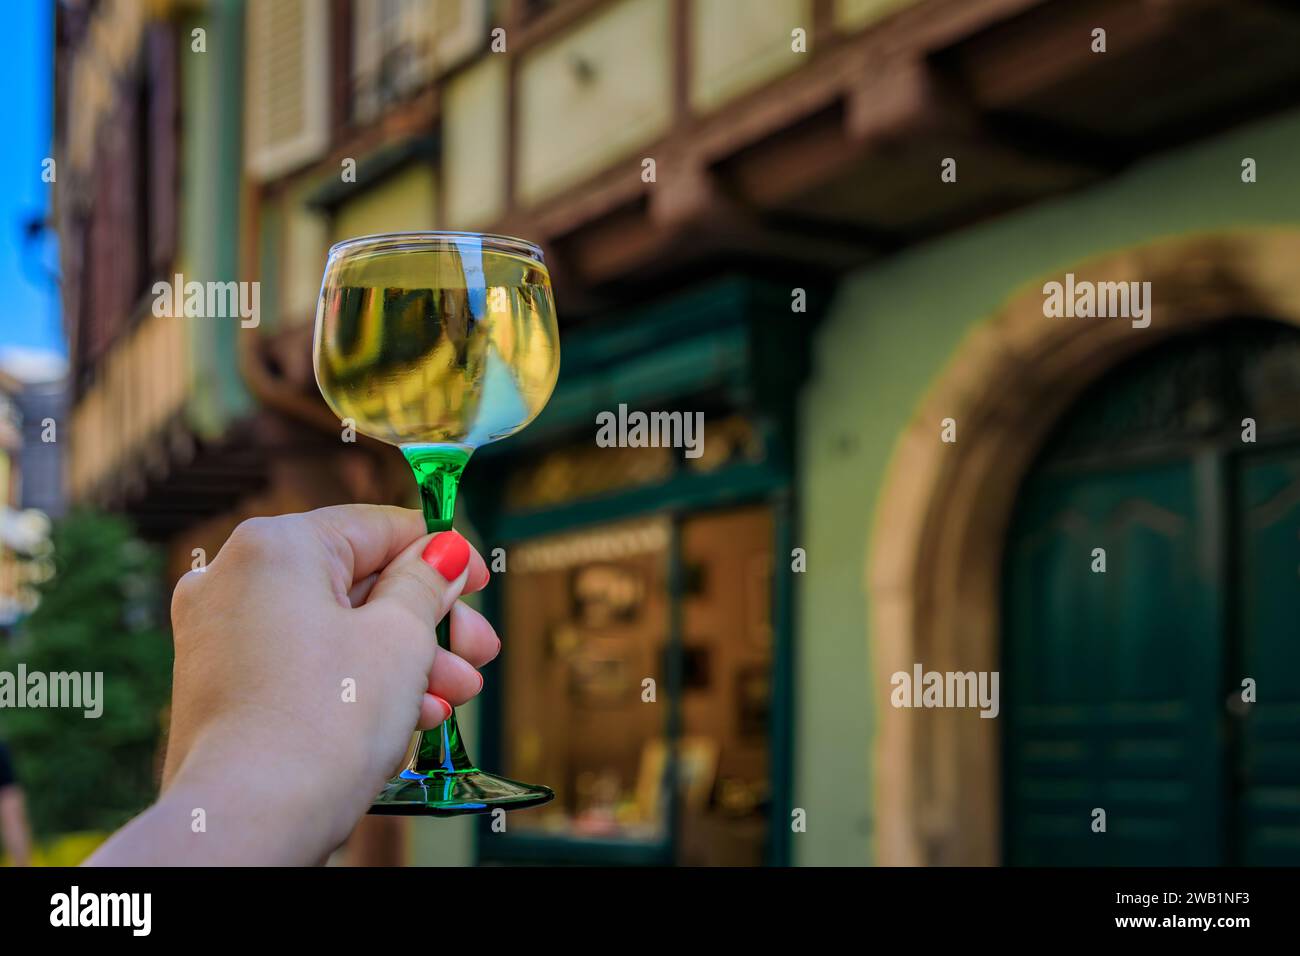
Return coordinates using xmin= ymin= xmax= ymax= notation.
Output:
xmin=0 ymin=738 xmax=33 ymax=866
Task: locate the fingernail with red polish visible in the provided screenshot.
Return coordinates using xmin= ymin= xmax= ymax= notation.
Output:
xmin=422 ymin=531 xmax=471 ymax=582
xmin=475 ymin=671 xmax=484 ymax=693
xmin=429 ymin=693 xmax=452 ymax=722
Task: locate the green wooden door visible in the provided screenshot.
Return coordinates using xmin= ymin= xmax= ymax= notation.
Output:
xmin=1235 ymin=450 xmax=1300 ymax=863
xmin=1005 ymin=461 xmax=1222 ymax=864
xmin=1004 ymin=322 xmax=1300 ymax=866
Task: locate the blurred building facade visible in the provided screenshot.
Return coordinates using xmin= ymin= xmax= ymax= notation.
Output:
xmin=0 ymin=370 xmax=57 ymax=629
xmin=0 ymin=370 xmax=28 ymax=626
xmin=16 ymin=378 xmax=67 ymax=520
xmin=56 ymin=0 xmax=1300 ymax=866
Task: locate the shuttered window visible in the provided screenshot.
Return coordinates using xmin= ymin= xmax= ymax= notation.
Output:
xmin=245 ymin=0 xmax=330 ymax=181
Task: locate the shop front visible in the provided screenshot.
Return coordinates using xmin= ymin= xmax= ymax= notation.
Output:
xmin=465 ymin=276 xmax=811 ymax=865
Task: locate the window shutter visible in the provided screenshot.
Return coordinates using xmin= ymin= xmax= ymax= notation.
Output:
xmin=433 ymin=0 xmax=486 ymax=73
xmin=146 ymin=23 xmax=178 ymax=274
xmin=245 ymin=0 xmax=330 ymax=182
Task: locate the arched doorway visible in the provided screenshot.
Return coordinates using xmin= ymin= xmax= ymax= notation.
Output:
xmin=1003 ymin=320 xmax=1300 ymax=865
xmin=868 ymin=229 xmax=1300 ymax=866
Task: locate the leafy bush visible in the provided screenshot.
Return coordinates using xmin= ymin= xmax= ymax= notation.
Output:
xmin=0 ymin=509 xmax=173 ymax=837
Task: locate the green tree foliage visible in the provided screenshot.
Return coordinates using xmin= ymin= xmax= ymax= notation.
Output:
xmin=0 ymin=510 xmax=173 ymax=837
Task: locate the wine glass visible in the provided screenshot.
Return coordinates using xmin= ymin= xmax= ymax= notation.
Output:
xmin=313 ymin=232 xmax=559 ymax=815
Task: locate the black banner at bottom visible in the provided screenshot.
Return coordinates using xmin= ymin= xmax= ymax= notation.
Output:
xmin=0 ymin=865 xmax=1280 ymax=941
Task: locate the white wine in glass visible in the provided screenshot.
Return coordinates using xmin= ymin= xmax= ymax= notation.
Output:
xmin=314 ymin=232 xmax=560 ymax=815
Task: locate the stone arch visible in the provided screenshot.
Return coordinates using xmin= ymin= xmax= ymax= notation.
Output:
xmin=867 ymin=228 xmax=1300 ymax=865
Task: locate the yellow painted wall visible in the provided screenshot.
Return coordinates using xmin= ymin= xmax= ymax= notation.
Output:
xmin=518 ymin=0 xmax=672 ymax=205
xmin=691 ymin=0 xmax=811 ymax=113
xmin=284 ymin=183 xmax=331 ymax=326
xmin=444 ymin=55 xmax=508 ymax=229
xmin=332 ymin=164 xmax=439 ymax=242
xmin=834 ymin=0 xmax=923 ymax=32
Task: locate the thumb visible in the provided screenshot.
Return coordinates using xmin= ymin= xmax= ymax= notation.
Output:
xmin=363 ymin=530 xmax=472 ymax=628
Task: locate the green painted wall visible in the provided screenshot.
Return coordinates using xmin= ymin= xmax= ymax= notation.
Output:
xmin=180 ymin=0 xmax=254 ymax=439
xmin=796 ymin=107 xmax=1300 ymax=865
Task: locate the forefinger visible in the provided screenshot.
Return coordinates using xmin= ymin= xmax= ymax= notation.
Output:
xmin=345 ymin=546 xmax=489 ymax=608
xmin=308 ymin=505 xmax=426 ymax=585
xmin=317 ymin=507 xmax=488 ymax=607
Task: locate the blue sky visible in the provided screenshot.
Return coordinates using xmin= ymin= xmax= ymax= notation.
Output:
xmin=0 ymin=2 xmax=62 ymax=382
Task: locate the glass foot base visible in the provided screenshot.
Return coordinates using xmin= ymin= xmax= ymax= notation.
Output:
xmin=368 ymin=769 xmax=555 ymax=817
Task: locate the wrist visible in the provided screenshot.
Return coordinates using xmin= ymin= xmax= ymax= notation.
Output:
xmin=168 ymin=723 xmax=364 ymax=863
xmin=90 ymin=723 xmax=366 ymax=866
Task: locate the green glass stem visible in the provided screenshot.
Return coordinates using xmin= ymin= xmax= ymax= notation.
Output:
xmin=402 ymin=443 xmax=476 ymax=775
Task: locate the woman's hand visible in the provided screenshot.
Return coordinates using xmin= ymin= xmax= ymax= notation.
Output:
xmin=88 ymin=505 xmax=498 ymax=866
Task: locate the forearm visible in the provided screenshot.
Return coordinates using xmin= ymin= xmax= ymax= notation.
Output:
xmin=86 ymin=732 xmax=356 ymax=867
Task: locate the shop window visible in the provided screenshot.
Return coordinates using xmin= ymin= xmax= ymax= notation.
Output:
xmin=500 ymin=504 xmax=774 ymax=864
xmin=502 ymin=517 xmax=672 ymax=842
xmin=677 ymin=504 xmax=773 ymax=866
